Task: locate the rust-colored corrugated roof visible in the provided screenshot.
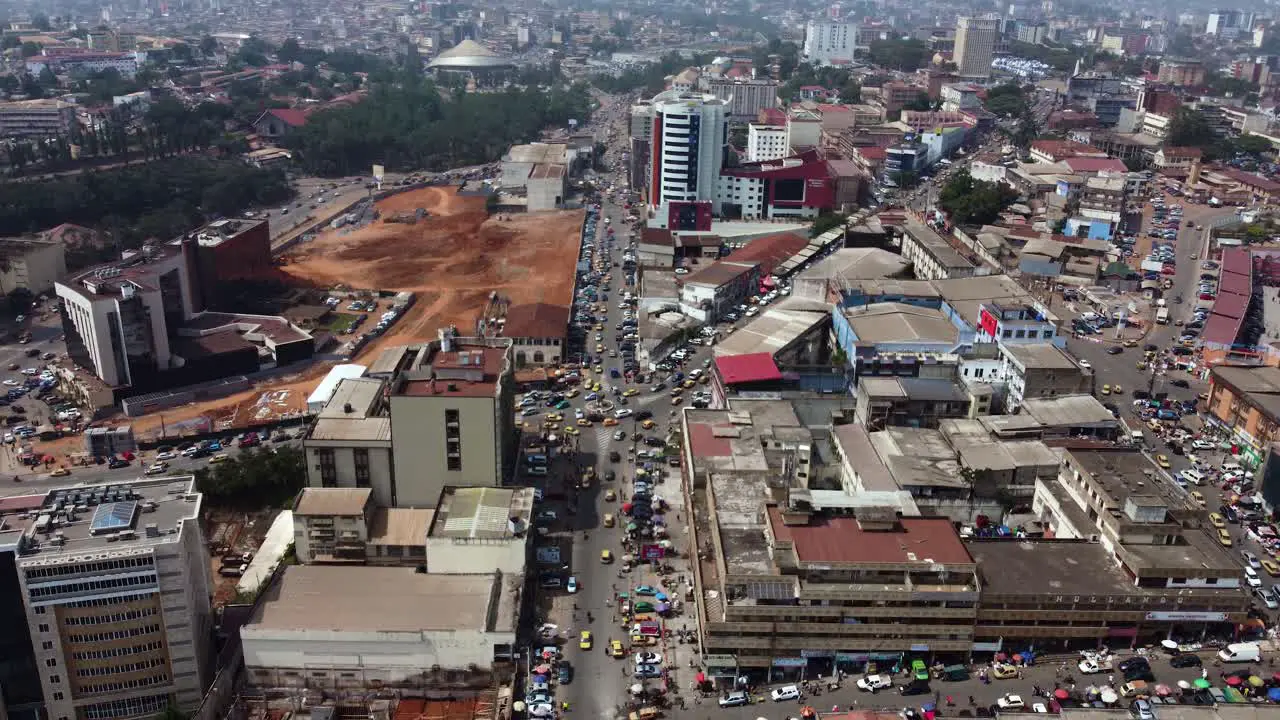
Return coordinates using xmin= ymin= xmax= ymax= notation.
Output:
xmin=767 ymin=507 xmax=973 ymax=565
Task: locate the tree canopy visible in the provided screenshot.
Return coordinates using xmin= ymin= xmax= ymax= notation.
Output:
xmin=286 ymin=78 xmax=593 ymax=176
xmin=938 ymin=168 xmax=1018 ymax=226
xmin=0 ymin=157 xmax=292 ymax=247
xmin=983 ymin=83 xmax=1028 ymax=117
xmin=194 ymin=446 xmax=306 ymax=509
xmin=867 ymin=38 xmax=930 ymax=72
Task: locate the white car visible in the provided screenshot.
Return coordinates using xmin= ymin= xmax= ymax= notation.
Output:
xmin=634 ymin=652 xmax=663 ymax=665
xmin=144 ymin=463 xmax=168 ymax=476
xmin=1031 ymin=703 xmax=1049 ymax=713
xmin=997 ymin=695 xmax=1025 ymax=710
xmin=155 ymin=451 xmax=177 ymax=461
xmin=567 ymin=576 xmax=578 ymax=593
xmin=1 ymin=379 xmax=17 ymax=386
xmin=745 ymin=307 xmax=759 ymax=316
xmin=1078 ymin=658 xmax=1111 ymax=674
xmin=770 ymin=685 xmax=801 ymax=702
xmin=614 ymin=408 xmax=633 ymax=419
xmin=1255 ymin=587 xmax=1278 ymax=609
xmin=856 ymin=674 xmax=893 ymax=691
xmin=1245 ymin=567 xmax=1263 ymax=587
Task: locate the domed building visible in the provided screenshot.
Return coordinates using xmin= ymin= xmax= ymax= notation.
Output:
xmin=427 ymin=39 xmax=515 ymax=85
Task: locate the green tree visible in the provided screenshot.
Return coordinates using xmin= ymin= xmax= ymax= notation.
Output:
xmin=32 ymin=13 xmax=50 ymax=30
xmin=20 ymin=41 xmax=42 ymax=57
xmin=1167 ymin=106 xmax=1214 ymax=149
xmin=867 ymin=38 xmax=929 ymax=71
xmin=194 ymin=446 xmax=305 ymax=509
xmin=198 ymin=35 xmax=219 ymax=57
xmin=810 ymin=212 xmax=849 ymax=238
xmin=938 ymin=168 xmax=1018 ymax=226
xmin=984 ymin=83 xmax=1027 ymax=117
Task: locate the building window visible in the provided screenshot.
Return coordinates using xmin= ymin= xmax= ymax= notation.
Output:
xmin=353 ymin=448 xmax=370 ymax=488
xmin=49 ymin=674 xmax=61 ymax=684
xmin=316 ymin=449 xmax=337 ymax=487
xmin=52 ymin=692 xmax=63 ymax=701
xmin=46 ymin=658 xmax=57 ymax=668
xmin=38 ymin=624 xmax=49 ymax=633
xmin=445 ymin=409 xmax=462 ymax=472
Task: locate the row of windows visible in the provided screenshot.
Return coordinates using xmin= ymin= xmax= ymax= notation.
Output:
xmin=81 ymin=692 xmax=172 ymax=720
xmin=63 ymin=594 xmax=153 ymax=610
xmin=77 ymin=656 xmax=167 ymax=678
xmin=80 ymin=673 xmax=170 ymax=696
xmin=29 ymin=573 xmax=156 ymax=599
xmin=68 ymin=623 xmax=162 ymax=644
xmin=26 ymin=556 xmax=154 ymax=580
xmin=73 ymin=641 xmax=164 ymax=661
xmin=64 ymin=606 xmax=158 ymax=626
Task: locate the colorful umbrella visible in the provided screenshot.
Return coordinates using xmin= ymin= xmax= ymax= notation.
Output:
xmin=1054 ymin=689 xmax=1069 ymax=700
xmin=1194 ymin=678 xmax=1212 ymax=689
xmin=1155 ymin=685 xmax=1172 ymax=697
xmin=533 ymin=664 xmax=552 ymax=674
xmin=1227 ymin=676 xmax=1243 ymax=687
xmin=1250 ymin=676 xmax=1265 ymax=688
xmin=1268 ymin=688 xmax=1280 ymax=702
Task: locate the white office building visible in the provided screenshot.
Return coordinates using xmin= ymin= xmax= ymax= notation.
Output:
xmin=647 ymin=91 xmax=728 ymax=215
xmin=803 ymin=21 xmax=859 ymax=64
xmin=7 ymin=477 xmax=215 ymax=720
xmin=747 ymin=123 xmax=788 ymax=162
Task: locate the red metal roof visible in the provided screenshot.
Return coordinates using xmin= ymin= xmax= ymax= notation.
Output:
xmin=714 ymin=352 xmax=783 ymax=385
xmin=723 ymin=232 xmax=809 ymax=275
xmin=1222 ymin=247 xmax=1253 ymax=278
xmin=767 ymin=509 xmax=973 ymax=565
xmin=267 ymin=108 xmax=309 ymax=127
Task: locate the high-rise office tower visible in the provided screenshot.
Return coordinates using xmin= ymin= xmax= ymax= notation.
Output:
xmin=647 ymin=92 xmax=728 ymax=215
xmin=954 ymin=15 xmax=1000 ymax=78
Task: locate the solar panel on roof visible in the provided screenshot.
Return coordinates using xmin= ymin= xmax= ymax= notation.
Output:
xmin=89 ymin=501 xmax=138 ymax=535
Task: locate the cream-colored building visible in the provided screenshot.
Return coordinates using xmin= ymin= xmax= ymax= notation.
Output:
xmin=291 ymin=487 xmax=434 ymax=566
xmin=303 ymin=377 xmax=395 ymax=507
xmin=425 ymin=487 xmax=534 ymax=574
xmin=241 ymin=566 xmax=520 ymax=691
xmin=0 ymin=237 xmax=67 ymax=295
xmin=954 ymin=16 xmax=998 ymax=78
xmin=388 ymin=334 xmax=515 ymax=508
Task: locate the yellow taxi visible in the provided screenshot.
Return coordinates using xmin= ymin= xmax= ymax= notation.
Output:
xmin=670 ymin=396 xmax=683 ymax=406
xmin=592 ymin=382 xmax=602 ymax=392
xmin=595 ymin=323 xmax=604 ymax=331
xmin=50 ymin=467 xmax=70 ymax=477
xmin=1113 ymin=384 xmax=1123 ymax=394
xmin=209 ymin=454 xmax=230 ymax=464
xmin=544 ymin=423 xmax=561 ymax=432
xmin=545 ymin=412 xmax=563 ymax=421
xmin=580 ymin=631 xmax=593 ymax=650
xmin=1136 ymin=361 xmax=1148 ymax=370
xmin=577 ymin=418 xmax=592 ymax=427
xmin=699 ymin=374 xmax=710 ymax=384
xmin=1124 ymin=339 xmax=1138 ymax=347
xmin=565 ymin=388 xmax=580 ymax=398
xmin=682 ymin=379 xmax=695 ymax=389
xmin=609 ymin=639 xmax=625 ymax=658
xmin=1209 ymin=512 xmax=1227 ymax=528
xmin=1190 ymin=490 xmax=1206 ymax=506
xmin=594 ymin=364 xmax=603 ymax=374
xmin=1262 ymin=559 xmax=1280 ymax=577
xmin=601 ymin=549 xmax=614 ymax=563
xmin=642 ymin=419 xmax=656 ymax=429
xmin=1101 ymin=384 xmax=1111 ymax=395
xmin=1217 ymin=528 xmax=1233 ymax=547
xmin=603 ymin=418 xmax=619 ymax=427
xmin=1155 ymin=454 xmax=1171 ymax=469
xmin=596 ymin=343 xmax=605 ymax=353
xmin=604 ymin=512 xmax=615 ymax=526
xmin=669 ymin=387 xmax=684 ymax=397
xmin=564 ymin=427 xmax=580 ymax=436
xmin=623 ymin=388 xmax=640 ymax=397
xmin=605 ymin=489 xmax=617 ymax=502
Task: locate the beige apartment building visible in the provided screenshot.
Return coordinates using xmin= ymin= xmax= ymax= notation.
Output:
xmin=388 ymin=333 xmax=515 ymax=507
xmin=953 ymin=16 xmax=999 ymax=79
xmin=303 ymin=377 xmax=395 ymax=507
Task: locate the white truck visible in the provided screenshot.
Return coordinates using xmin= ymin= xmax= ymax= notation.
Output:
xmin=1155 ymin=307 xmax=1170 ymax=325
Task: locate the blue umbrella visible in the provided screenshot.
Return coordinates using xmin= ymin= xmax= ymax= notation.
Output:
xmin=1268 ymin=688 xmax=1280 ymax=702
xmin=921 ymin=703 xmax=936 ymax=712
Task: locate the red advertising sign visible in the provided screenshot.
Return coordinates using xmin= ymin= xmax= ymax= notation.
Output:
xmin=979 ymin=308 xmax=999 ymax=338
